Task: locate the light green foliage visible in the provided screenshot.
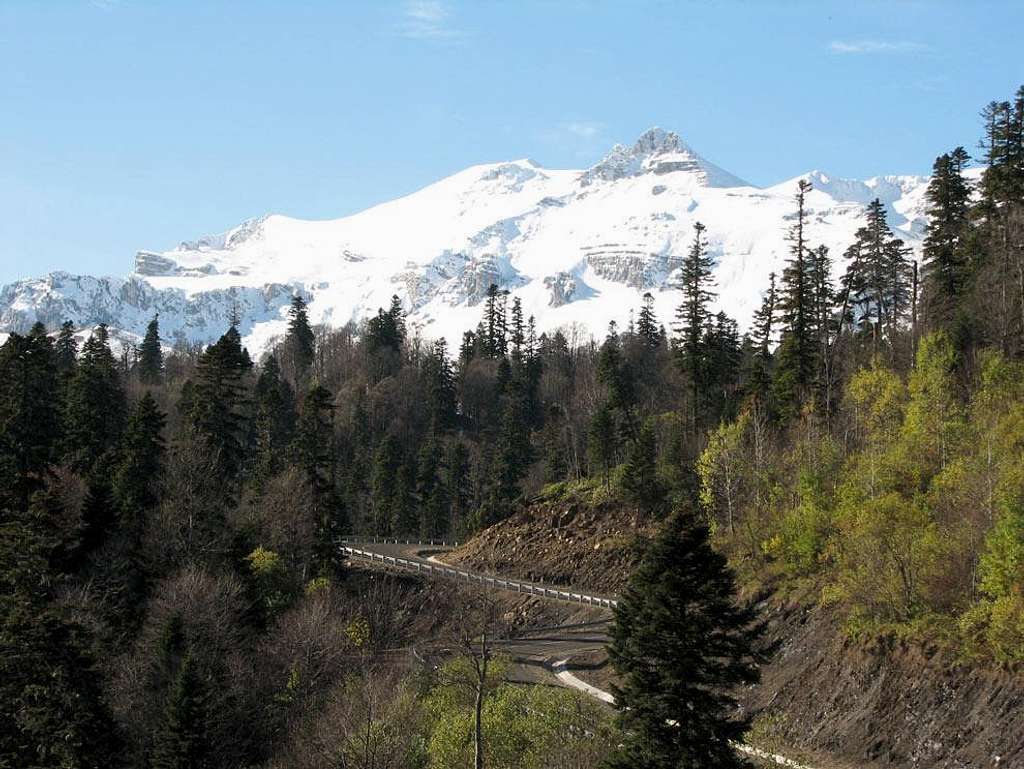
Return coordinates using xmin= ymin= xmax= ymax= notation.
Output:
xmin=713 ymin=333 xmax=1024 ymax=657
xmin=246 ymin=546 xmax=292 ymax=615
xmin=425 ymin=664 xmax=616 ymax=769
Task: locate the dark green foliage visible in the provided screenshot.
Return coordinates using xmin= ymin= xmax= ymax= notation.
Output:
xmin=0 ymin=328 xmax=61 ymax=510
xmin=423 ymin=338 xmax=457 ymax=432
xmin=62 ymin=325 xmax=127 ymax=473
xmin=55 ymin=320 xmax=79 ymax=374
xmin=252 ymin=355 xmax=296 ymax=484
xmin=589 ymin=403 xmax=618 ymax=487
xmin=772 ymin=180 xmax=817 ymax=417
xmin=113 ymin=392 xmax=167 ymax=521
xmin=746 ymin=271 xmax=776 ymax=403
xmin=619 ymin=419 xmax=667 ymax=515
xmin=675 ymin=221 xmax=717 ymax=429
xmin=292 ymin=384 xmax=343 ymax=573
xmin=187 ymin=325 xmax=252 ymax=478
xmin=922 ymin=148 xmax=973 ymax=327
xmin=138 ymin=315 xmax=164 ymax=385
xmin=285 ymin=294 xmax=316 ymax=378
xmin=607 ymin=511 xmax=763 ymax=769
xmin=149 ymin=653 xmax=208 ymax=769
xmin=0 ymin=496 xmax=122 ymax=769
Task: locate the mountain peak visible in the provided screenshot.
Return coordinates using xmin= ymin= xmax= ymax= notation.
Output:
xmin=582 ymin=127 xmax=749 ymax=188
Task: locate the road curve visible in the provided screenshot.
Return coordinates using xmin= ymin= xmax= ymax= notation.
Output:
xmin=341 ymin=537 xmax=818 ymax=769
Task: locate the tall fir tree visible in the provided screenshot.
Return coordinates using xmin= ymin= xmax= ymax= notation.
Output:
xmin=149 ymin=652 xmax=208 ymax=769
xmin=292 ymin=384 xmax=341 ymax=573
xmin=675 ymin=221 xmax=716 ymax=431
xmin=772 ymin=180 xmax=817 ymax=419
xmin=188 ymin=325 xmax=253 ymax=479
xmin=0 ymin=328 xmax=61 ymax=510
xmin=113 ymin=392 xmax=167 ymax=525
xmin=922 ymin=148 xmax=973 ymax=327
xmin=746 ymin=272 xmax=776 ymax=404
xmin=252 ymin=355 xmax=296 ymax=484
xmin=62 ymin=324 xmax=127 ymax=474
xmin=285 ymin=294 xmax=316 ymax=380
xmin=607 ymin=511 xmax=763 ymax=769
xmin=138 ymin=314 xmax=164 ymax=385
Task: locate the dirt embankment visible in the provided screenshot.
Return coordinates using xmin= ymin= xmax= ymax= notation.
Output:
xmin=449 ymin=500 xmax=1024 ymax=769
xmin=745 ymin=600 xmax=1024 ymax=768
xmin=447 ymin=498 xmax=654 ymax=596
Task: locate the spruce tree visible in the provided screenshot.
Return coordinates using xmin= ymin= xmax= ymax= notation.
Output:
xmin=285 ymin=294 xmax=316 ymax=379
xmin=619 ymin=419 xmax=667 ymax=515
xmin=138 ymin=314 xmax=164 ymax=385
xmin=149 ymin=652 xmax=208 ymax=769
xmin=588 ymin=403 xmax=618 ymax=487
xmin=252 ymin=355 xmax=296 ymax=484
xmin=0 ymin=329 xmax=61 ymax=510
xmin=922 ymin=148 xmax=973 ymax=327
xmin=188 ymin=325 xmax=252 ymax=479
xmin=62 ymin=324 xmax=127 ymax=474
xmin=675 ymin=221 xmax=716 ymax=431
xmin=292 ymin=385 xmax=341 ymax=572
xmin=55 ymin=320 xmax=79 ymax=375
xmin=637 ymin=292 xmax=662 ymax=349
xmin=772 ymin=180 xmax=817 ymax=418
xmin=607 ymin=511 xmax=763 ymax=769
xmin=746 ymin=272 xmax=776 ymax=404
xmin=113 ymin=393 xmax=167 ymax=526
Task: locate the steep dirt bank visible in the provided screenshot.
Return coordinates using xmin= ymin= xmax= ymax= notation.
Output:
xmin=449 ymin=502 xmax=1024 ymax=768
xmin=744 ymin=600 xmax=1024 ymax=768
xmin=447 ymin=498 xmax=654 ymax=596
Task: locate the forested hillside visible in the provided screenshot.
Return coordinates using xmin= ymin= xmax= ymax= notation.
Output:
xmin=1 ymin=85 xmax=1022 ymax=768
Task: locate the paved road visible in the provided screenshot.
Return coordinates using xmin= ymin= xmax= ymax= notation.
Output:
xmin=341 ymin=537 xmax=816 ymax=769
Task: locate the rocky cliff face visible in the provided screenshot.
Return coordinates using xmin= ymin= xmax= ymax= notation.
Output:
xmin=0 ymin=127 xmax=948 ymax=354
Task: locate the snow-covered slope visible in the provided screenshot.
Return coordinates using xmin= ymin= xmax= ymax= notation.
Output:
xmin=0 ymin=128 xmax=947 ymax=353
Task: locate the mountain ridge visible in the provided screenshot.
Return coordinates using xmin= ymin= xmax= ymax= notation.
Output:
xmin=0 ymin=127 xmax=950 ymax=354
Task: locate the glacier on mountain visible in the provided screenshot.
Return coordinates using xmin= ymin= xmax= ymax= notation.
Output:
xmin=0 ymin=128 xmax=945 ymax=355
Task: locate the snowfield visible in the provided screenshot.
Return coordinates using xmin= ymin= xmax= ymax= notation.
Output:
xmin=0 ymin=128 xmax=964 ymax=354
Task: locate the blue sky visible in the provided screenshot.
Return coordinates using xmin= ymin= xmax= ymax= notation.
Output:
xmin=1 ymin=0 xmax=1022 ymax=285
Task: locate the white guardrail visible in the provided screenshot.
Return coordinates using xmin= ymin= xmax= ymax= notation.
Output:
xmin=338 ymin=538 xmax=618 ymax=609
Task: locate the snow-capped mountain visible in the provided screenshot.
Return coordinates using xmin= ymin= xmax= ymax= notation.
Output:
xmin=0 ymin=128 xmax=943 ymax=353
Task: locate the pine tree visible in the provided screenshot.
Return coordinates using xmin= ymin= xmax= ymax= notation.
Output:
xmin=113 ymin=392 xmax=167 ymax=525
xmin=423 ymin=339 xmax=457 ymax=432
xmin=188 ymin=325 xmax=252 ymax=479
xmin=637 ymin=292 xmax=662 ymax=349
xmin=0 ymin=328 xmax=61 ymax=510
xmin=62 ymin=324 xmax=127 ymax=473
xmin=607 ymin=511 xmax=763 ymax=769
xmin=509 ymin=296 xmax=525 ymax=364
xmin=746 ymin=272 xmax=776 ymax=403
xmin=292 ymin=385 xmax=342 ymax=572
xmin=149 ymin=652 xmax=208 ymax=769
xmin=772 ymin=180 xmax=817 ymax=418
xmin=0 ymin=494 xmax=122 ymax=768
xmin=252 ymin=355 xmax=296 ymax=483
xmin=675 ymin=221 xmax=716 ymax=431
xmin=285 ymin=294 xmax=316 ymax=379
xmin=619 ymin=419 xmax=667 ymax=515
xmin=443 ymin=441 xmax=471 ymax=536
xmin=55 ymin=320 xmax=79 ymax=375
xmin=588 ymin=403 xmax=618 ymax=488
xmin=922 ymin=148 xmax=973 ymax=327
xmin=138 ymin=314 xmax=164 ymax=385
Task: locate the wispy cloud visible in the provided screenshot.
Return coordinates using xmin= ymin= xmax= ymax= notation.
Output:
xmin=398 ymin=1 xmax=465 ymax=41
xmin=540 ymin=121 xmax=608 ymax=160
xmin=829 ymin=39 xmax=929 ymax=55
